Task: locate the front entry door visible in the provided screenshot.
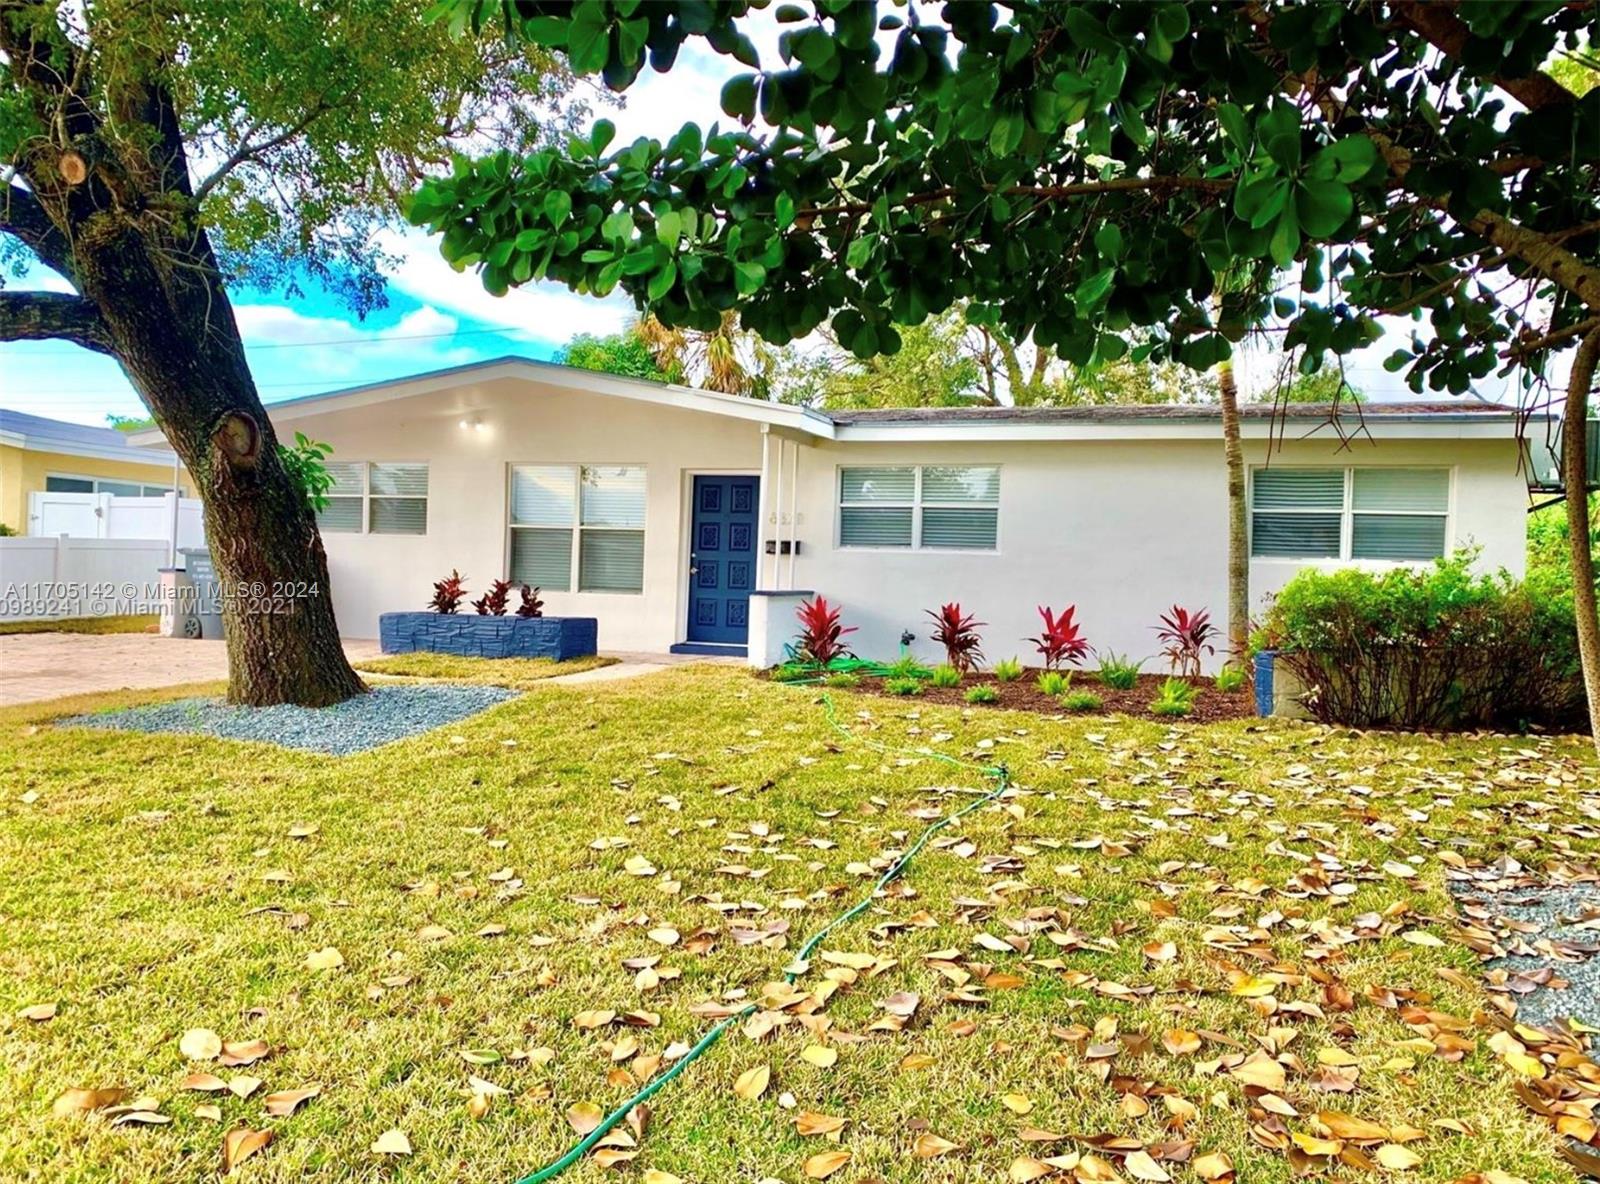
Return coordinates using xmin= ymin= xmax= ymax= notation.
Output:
xmin=688 ymin=475 xmax=759 ymax=645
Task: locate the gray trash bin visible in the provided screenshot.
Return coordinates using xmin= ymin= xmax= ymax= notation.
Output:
xmin=157 ymin=568 xmax=200 ymax=639
xmin=178 ymin=548 xmax=224 ymax=640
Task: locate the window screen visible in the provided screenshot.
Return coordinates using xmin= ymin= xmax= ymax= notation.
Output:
xmin=1251 ymin=467 xmax=1448 ymax=562
xmin=368 ymin=463 xmax=427 ymax=535
xmin=838 ymin=465 xmax=998 ymax=550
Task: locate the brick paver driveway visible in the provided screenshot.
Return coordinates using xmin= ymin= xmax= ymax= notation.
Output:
xmin=0 ymin=633 xmax=381 ymax=707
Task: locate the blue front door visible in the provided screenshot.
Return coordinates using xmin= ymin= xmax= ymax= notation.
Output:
xmin=688 ymin=475 xmax=758 ymax=644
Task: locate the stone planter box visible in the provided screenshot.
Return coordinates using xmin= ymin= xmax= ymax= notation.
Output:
xmin=1253 ymin=649 xmax=1312 ymax=719
xmin=379 ymin=612 xmax=598 ymax=661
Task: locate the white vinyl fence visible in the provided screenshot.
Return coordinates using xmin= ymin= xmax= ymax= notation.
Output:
xmin=28 ymin=490 xmax=204 ymax=549
xmin=0 ymin=537 xmax=172 ymax=621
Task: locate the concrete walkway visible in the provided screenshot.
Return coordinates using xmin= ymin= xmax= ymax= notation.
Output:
xmin=0 ymin=634 xmax=736 ymax=707
xmin=0 ymin=633 xmax=380 ymax=708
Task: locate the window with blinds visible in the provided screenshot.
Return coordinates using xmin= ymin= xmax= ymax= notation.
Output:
xmin=312 ymin=462 xmax=428 ymax=534
xmin=508 ymin=464 xmax=646 ymax=594
xmin=838 ymin=465 xmax=999 ymax=551
xmin=1250 ymin=467 xmax=1448 ymax=562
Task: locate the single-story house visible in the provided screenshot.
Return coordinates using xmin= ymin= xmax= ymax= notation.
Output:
xmin=136 ymin=357 xmax=1531 ymax=671
xmin=0 ymin=409 xmax=191 ymax=534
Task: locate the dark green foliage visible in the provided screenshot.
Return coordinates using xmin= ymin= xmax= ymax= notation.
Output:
xmin=930 ymin=664 xmax=963 ymax=688
xmin=965 ymin=685 xmax=1000 ymax=705
xmin=1096 ymin=652 xmax=1142 ymax=690
xmin=992 ymin=657 xmax=1024 ymax=682
xmin=558 ymin=331 xmax=671 ymax=382
xmin=417 ymin=1 xmax=1599 ymax=401
xmin=1259 ymin=555 xmax=1584 ymax=731
xmin=1150 ymin=677 xmax=1199 ymax=717
xmin=885 ymin=677 xmax=924 ymax=696
xmin=277 ymin=433 xmax=335 ymax=511
xmin=879 ymin=654 xmax=933 ymax=681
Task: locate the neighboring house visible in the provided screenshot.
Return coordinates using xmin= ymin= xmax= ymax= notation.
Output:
xmin=0 ymin=409 xmax=190 ymax=534
xmin=133 ymin=357 xmax=1531 ymax=670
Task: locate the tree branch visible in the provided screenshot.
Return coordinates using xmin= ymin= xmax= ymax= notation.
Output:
xmin=1 ymin=182 xmax=79 ymax=284
xmin=1391 ymin=1 xmax=1575 ymax=111
xmin=0 ymin=290 xmax=115 ymax=353
xmin=191 ymin=100 xmax=335 ymax=205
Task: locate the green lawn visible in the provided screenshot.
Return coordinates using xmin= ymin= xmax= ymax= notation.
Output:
xmin=1 ymin=667 xmax=1595 ymax=1183
xmin=0 ymin=613 xmax=156 ymax=636
xmin=353 ymin=651 xmax=618 ymax=688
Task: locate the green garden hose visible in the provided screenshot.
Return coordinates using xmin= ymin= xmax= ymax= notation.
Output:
xmin=513 ymin=692 xmax=1011 ymax=1184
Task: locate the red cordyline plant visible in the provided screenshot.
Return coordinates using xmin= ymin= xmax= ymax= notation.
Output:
xmin=926 ymin=602 xmax=986 ymax=672
xmin=516 ymin=585 xmax=544 ymax=618
xmin=429 ymin=570 xmax=466 ymax=614
xmin=1155 ymin=604 xmax=1217 ymax=678
xmin=795 ymin=595 xmax=856 ymax=665
xmin=1030 ymin=605 xmax=1090 ymax=669
xmin=472 ymin=578 xmax=513 ymax=616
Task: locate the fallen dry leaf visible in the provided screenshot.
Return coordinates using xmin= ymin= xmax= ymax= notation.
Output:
xmin=263 ymin=1085 xmax=321 ymax=1117
xmin=642 ymin=1172 xmax=685 ymax=1184
xmin=370 ymin=1128 xmax=412 ymax=1155
xmin=222 ymin=1127 xmax=274 ymax=1173
xmin=305 ymin=947 xmax=344 ymax=971
xmin=1375 ymin=1143 xmax=1422 ymax=1171
xmin=179 ymin=1028 xmax=223 ymax=1061
xmin=803 ymin=1149 xmax=851 ymax=1179
xmin=18 ymin=1002 xmax=56 ymax=1022
xmin=1192 ymin=1150 xmax=1233 ymax=1180
xmin=1230 ymin=1052 xmax=1287 ymax=1092
xmin=733 ymin=1064 xmax=771 ymax=1101
xmin=801 ymin=1045 xmax=837 ymax=1068
xmin=914 ymin=1133 xmax=960 ymax=1159
xmin=52 ymin=1086 xmax=129 ymax=1118
xmin=568 ymin=1101 xmax=605 ymax=1134
xmin=1124 ymin=1150 xmax=1172 ymax=1182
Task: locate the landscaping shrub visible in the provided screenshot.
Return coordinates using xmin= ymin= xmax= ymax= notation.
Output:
xmin=1258 ymin=554 xmax=1584 ymax=732
xmin=1150 ymin=677 xmax=1199 ymax=717
xmin=1214 ymin=664 xmax=1246 ymax=693
xmin=1155 ymin=605 xmax=1216 ymax=678
xmin=926 ymin=603 xmax=986 ymax=672
xmin=930 ymin=664 xmax=963 ymax=688
xmin=885 ymin=677 xmax=924 ymax=696
xmin=1035 ymin=670 xmax=1071 ymax=696
xmin=517 ymin=585 xmax=544 ymax=618
xmin=992 ymin=657 xmax=1023 ymax=682
xmin=965 ymin=685 xmax=999 ymax=705
xmin=429 ymin=570 xmax=466 ymax=614
xmin=824 ymin=673 xmax=860 ymax=689
xmin=1030 ymin=605 xmax=1090 ymax=669
xmin=795 ymin=595 xmax=857 ymax=664
xmin=472 ymin=578 xmax=512 ymax=616
xmin=1062 ymin=691 xmax=1103 ymax=712
xmin=770 ymin=663 xmax=814 ymax=683
xmin=1096 ymin=651 xmax=1141 ymax=689
xmin=880 ymin=654 xmax=933 ymax=681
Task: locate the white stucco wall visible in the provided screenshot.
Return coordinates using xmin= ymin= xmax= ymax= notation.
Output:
xmin=280 ymin=373 xmax=1528 ymax=670
xmin=283 ymin=375 xmax=761 ymax=650
xmin=762 ymin=433 xmax=1526 ymax=674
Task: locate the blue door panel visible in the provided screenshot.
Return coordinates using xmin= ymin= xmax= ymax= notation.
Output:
xmin=688 ymin=475 xmax=758 ymax=644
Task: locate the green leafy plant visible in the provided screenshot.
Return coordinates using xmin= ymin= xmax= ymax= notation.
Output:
xmin=930 ymin=664 xmax=963 ymax=688
xmin=1062 ymin=691 xmax=1103 ymax=713
xmin=824 ymin=672 xmax=860 ymax=689
xmin=1150 ymin=677 xmax=1199 ymax=717
xmin=769 ymin=663 xmax=815 ymax=683
xmin=965 ymin=685 xmax=999 ymax=705
xmin=278 ymin=432 xmax=336 ymax=512
xmin=992 ymin=657 xmax=1023 ymax=682
xmin=1096 ymin=652 xmax=1142 ymax=690
xmin=1214 ymin=664 xmax=1247 ymax=693
xmin=1035 ymin=670 xmax=1071 ymax=696
xmin=428 ymin=570 xmax=466 ymax=614
xmin=885 ymin=677 xmax=924 ymax=697
xmin=879 ymin=654 xmax=933 ymax=681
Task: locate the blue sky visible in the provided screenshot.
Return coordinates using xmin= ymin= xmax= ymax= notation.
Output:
xmin=0 ymin=17 xmax=1523 ymax=427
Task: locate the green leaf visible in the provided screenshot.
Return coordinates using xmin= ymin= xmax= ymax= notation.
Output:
xmin=733 ymin=260 xmax=766 ymax=294
xmin=544 ymin=190 xmax=572 ymax=228
xmin=1216 ymin=102 xmax=1249 ymax=152
xmin=566 ymin=5 xmax=610 ymax=74
xmin=989 ymin=110 xmax=1024 ymax=156
xmin=1269 ymin=205 xmax=1300 ymax=267
xmin=845 ymin=233 xmax=876 ymax=269
xmin=646 ymin=258 xmax=677 ymax=301
xmin=1094 ymin=223 xmax=1124 ymax=260
xmin=721 ymin=73 xmax=758 ymax=120
xmin=1295 ymin=179 xmax=1353 ymax=237
xmin=655 ymin=209 xmax=682 ymax=247
xmin=1074 ymin=266 xmax=1116 ymax=308
xmin=590 ymin=119 xmax=616 ymax=156
xmin=775 ymin=192 xmax=795 ymax=229
xmin=1320 ymin=136 xmax=1379 ymax=182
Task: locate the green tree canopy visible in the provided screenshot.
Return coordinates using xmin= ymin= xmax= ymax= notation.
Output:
xmin=414 ymin=0 xmax=1597 ymax=400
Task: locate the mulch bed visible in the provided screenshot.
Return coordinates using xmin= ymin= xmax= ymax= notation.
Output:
xmin=841 ymin=669 xmax=1256 ymax=724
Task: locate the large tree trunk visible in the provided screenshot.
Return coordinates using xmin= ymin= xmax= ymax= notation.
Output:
xmin=1216 ymin=330 xmax=1248 ymax=663
xmin=78 ymin=233 xmax=366 ymax=707
xmin=1564 ymin=327 xmax=1600 ymax=752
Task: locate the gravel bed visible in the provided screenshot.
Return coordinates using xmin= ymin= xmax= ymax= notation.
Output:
xmin=60 ymin=684 xmax=518 ymax=755
xmin=1451 ymin=881 xmax=1600 ymax=1031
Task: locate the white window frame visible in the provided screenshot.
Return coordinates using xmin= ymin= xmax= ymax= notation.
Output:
xmin=315 ymin=462 xmax=429 ymax=535
xmin=1248 ymin=465 xmax=1453 ymax=562
xmin=506 ymin=463 xmax=647 ymax=595
xmin=835 ymin=464 xmax=1001 ymax=552
xmin=45 ymin=471 xmax=173 ymax=498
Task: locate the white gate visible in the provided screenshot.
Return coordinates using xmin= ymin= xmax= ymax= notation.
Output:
xmin=27 ymin=491 xmax=204 ymax=548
